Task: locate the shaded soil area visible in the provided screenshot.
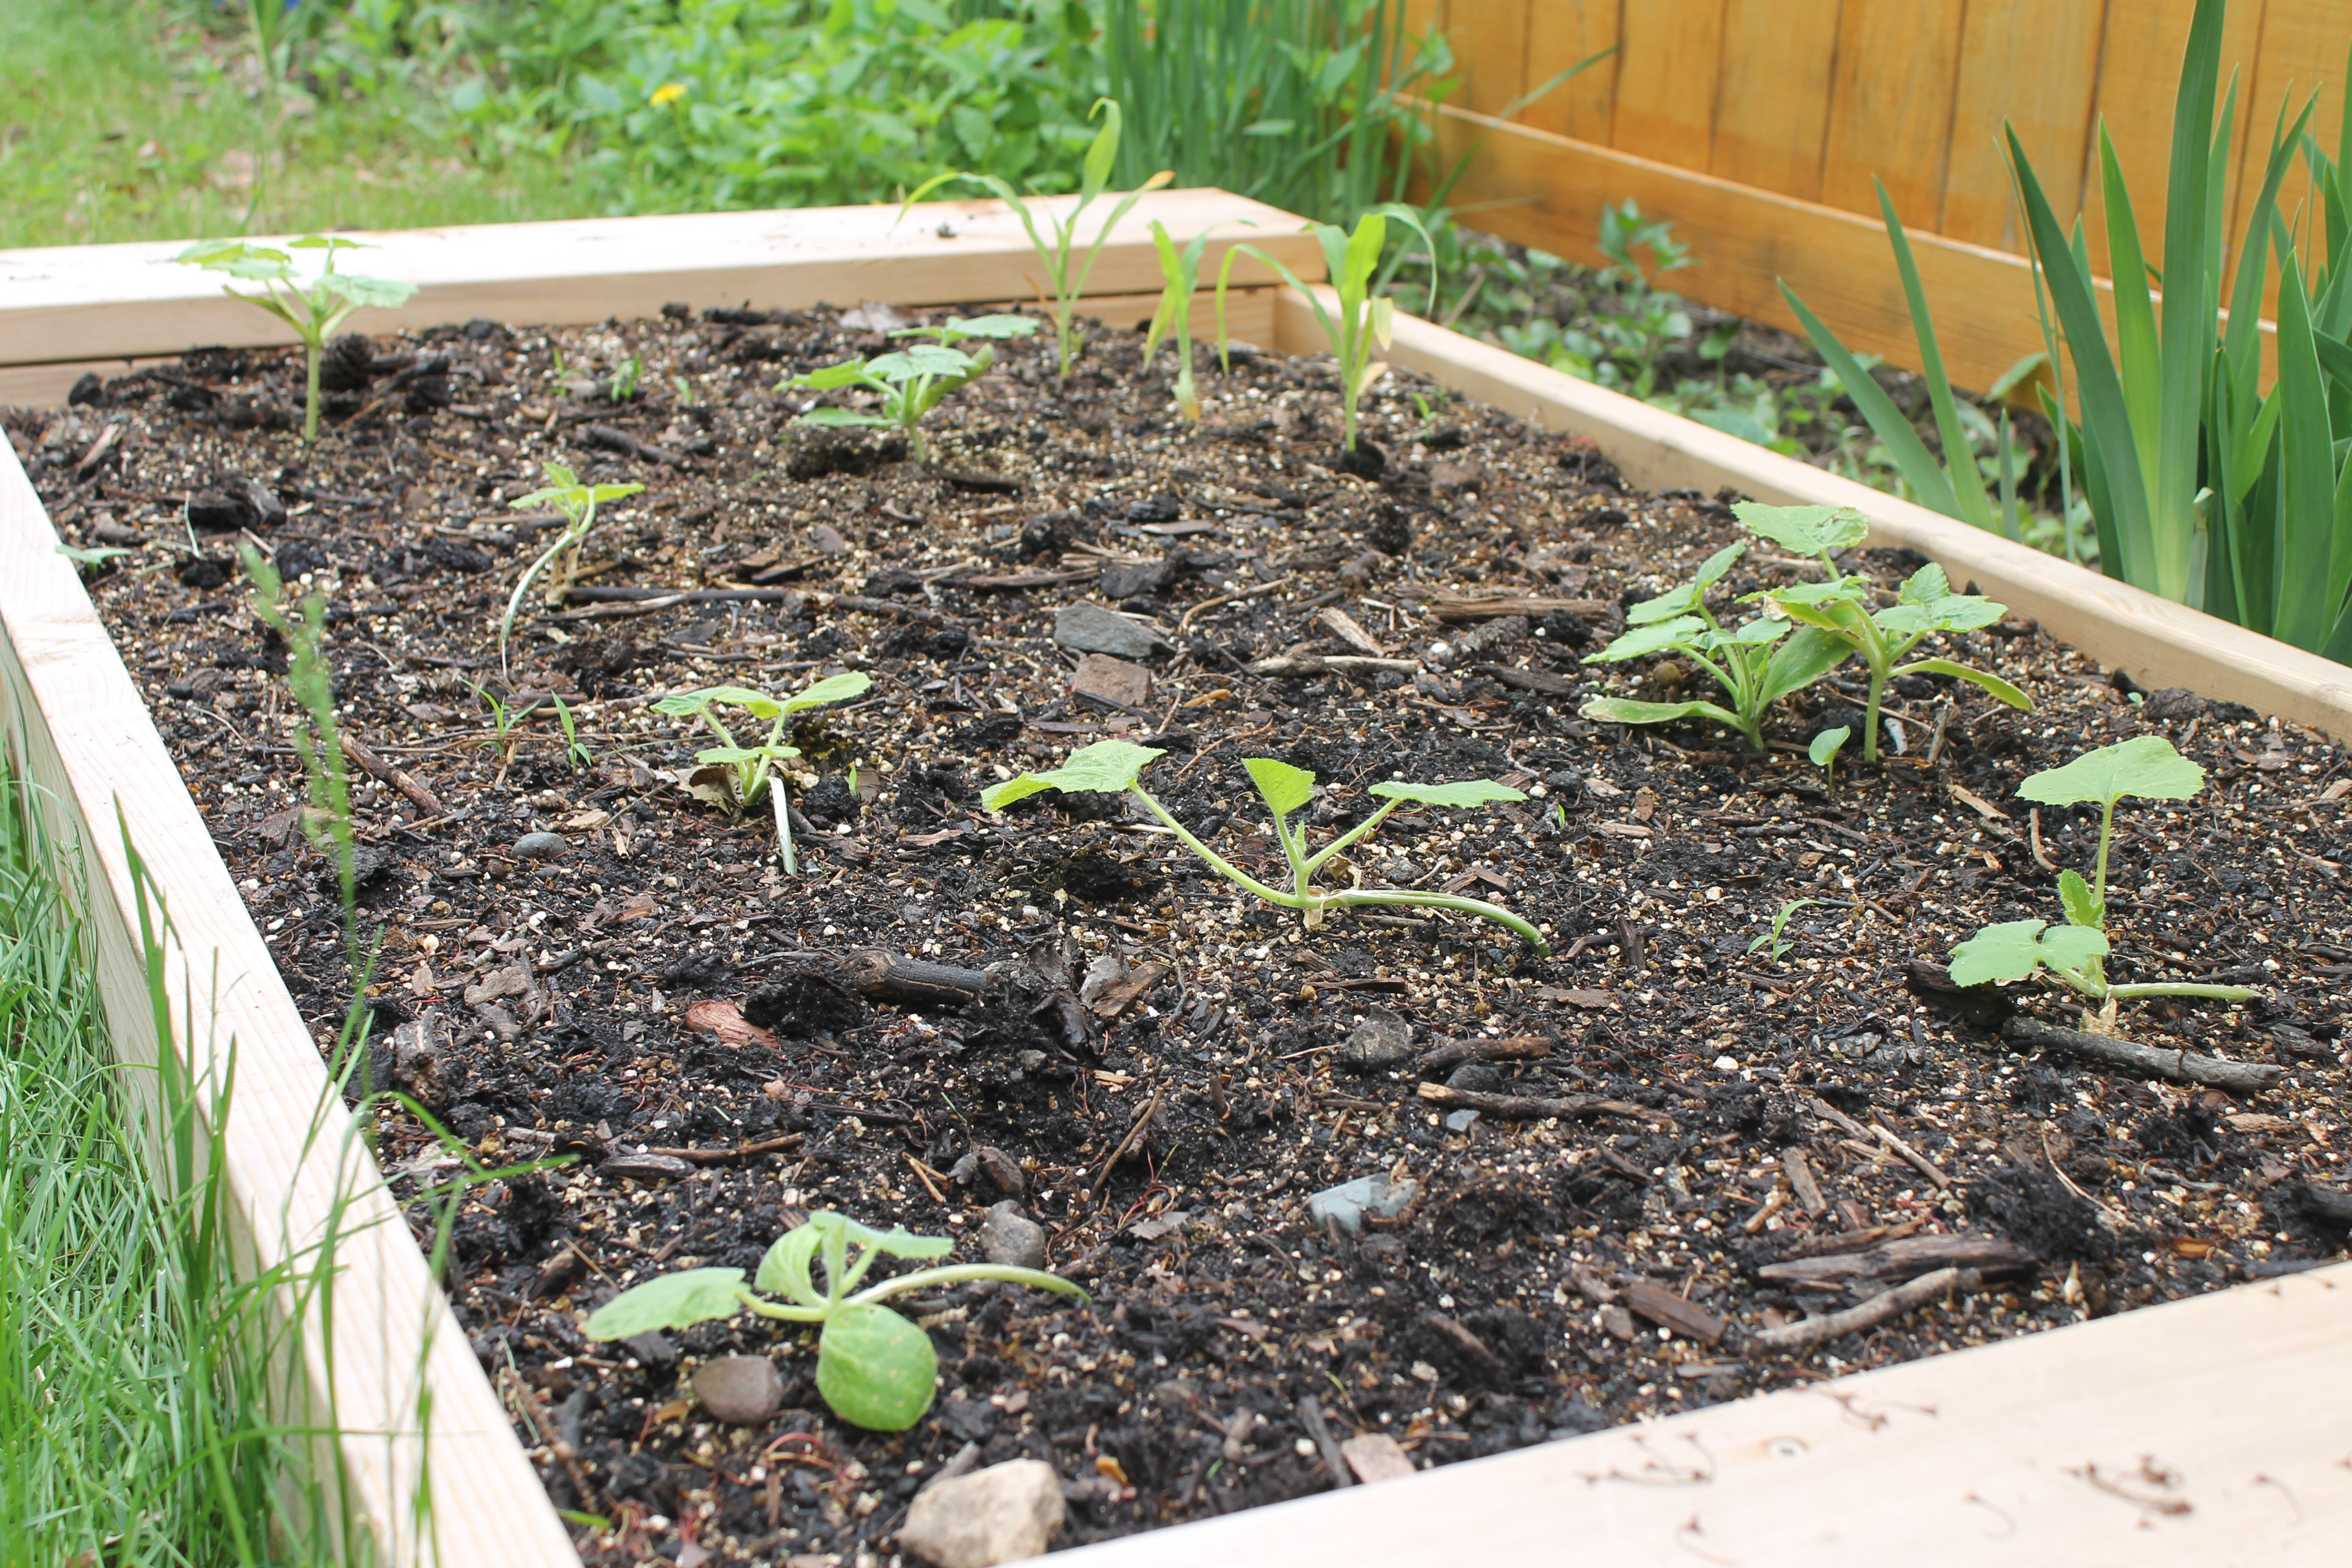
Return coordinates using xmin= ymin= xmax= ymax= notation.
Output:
xmin=10 ymin=304 xmax=2351 ymax=1565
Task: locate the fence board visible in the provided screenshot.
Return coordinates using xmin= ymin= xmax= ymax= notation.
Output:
xmin=1941 ymin=1 xmax=2108 ymax=249
xmin=1610 ymin=0 xmax=1723 ymax=169
xmin=1821 ymin=0 xmax=1969 ymax=221
xmin=1520 ymin=0 xmax=1623 ymax=144
xmin=2227 ymin=0 xmax=2345 ymax=301
xmin=1449 ymin=0 xmax=1528 ymax=119
xmin=1711 ymin=0 xmax=1844 ymax=203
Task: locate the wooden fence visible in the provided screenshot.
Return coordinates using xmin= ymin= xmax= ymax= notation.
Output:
xmin=1412 ymin=0 xmax=2345 ymax=396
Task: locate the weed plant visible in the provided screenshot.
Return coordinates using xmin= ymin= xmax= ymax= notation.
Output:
xmin=175 ymin=236 xmax=417 ymax=443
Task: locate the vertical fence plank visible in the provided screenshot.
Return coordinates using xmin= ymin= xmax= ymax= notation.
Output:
xmin=1451 ymin=0 xmax=1529 ymax=118
xmin=1820 ymin=0 xmax=1969 ymax=222
xmin=1612 ymin=0 xmax=1728 ymax=168
xmin=1710 ymin=0 xmax=1845 ymax=202
xmin=2225 ymin=0 xmax=2344 ymax=302
xmin=1520 ymin=0 xmax=1624 ymax=143
xmin=1941 ymin=0 xmax=2109 ymax=251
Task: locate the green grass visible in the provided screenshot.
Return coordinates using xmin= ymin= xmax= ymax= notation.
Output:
xmin=0 ymin=768 xmax=347 ymax=1566
xmin=0 ymin=0 xmax=602 ymax=249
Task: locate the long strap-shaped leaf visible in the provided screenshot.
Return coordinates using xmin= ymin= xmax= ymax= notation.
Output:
xmin=2273 ymin=253 xmax=2343 ymax=652
xmin=2150 ymin=1 xmax=2231 ymax=606
xmin=1779 ymin=282 xmax=1966 ymax=520
xmin=1874 ymin=179 xmax=1995 ymax=535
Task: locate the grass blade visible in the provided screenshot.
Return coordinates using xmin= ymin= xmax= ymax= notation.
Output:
xmin=1874 ymin=178 xmax=1996 ymax=532
xmin=2272 ymin=251 xmax=2340 ymax=649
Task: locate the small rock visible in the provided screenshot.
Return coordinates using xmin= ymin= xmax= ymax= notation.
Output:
xmin=810 ymin=522 xmax=851 ymax=556
xmin=1338 ymin=1008 xmax=1413 ymax=1070
xmin=1053 ymin=601 xmax=1164 ymax=661
xmin=1305 ymin=1175 xmax=1415 ymax=1237
xmin=693 ymin=1355 xmax=784 ymax=1424
xmin=1598 ymin=1304 xmax=1637 ymax=1341
xmin=950 ymin=1146 xmax=1026 ymax=1197
xmin=1098 ymin=558 xmax=1173 ymax=599
xmin=624 ymin=1329 xmax=679 ymax=1369
xmin=513 ymin=831 xmax=569 ymax=861
xmin=602 ymin=1152 xmax=694 ymax=1183
xmin=1069 ymin=653 xmax=1151 ymax=710
xmin=1444 ymin=1109 xmax=1480 ymax=1134
xmin=978 ymin=1201 xmax=1047 ymax=1271
xmin=1444 ymin=1061 xmax=1500 ymax=1094
xmin=899 ymin=1458 xmax=1065 ymax=1568
xmin=1340 ymin=1431 xmax=1416 ymax=1484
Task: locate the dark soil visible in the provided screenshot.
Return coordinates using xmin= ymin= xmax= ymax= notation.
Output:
xmin=11 ymin=305 xmax=2351 ymax=1565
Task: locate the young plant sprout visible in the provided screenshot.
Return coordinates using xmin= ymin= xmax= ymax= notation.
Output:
xmin=780 ymin=315 xmax=1036 ymax=464
xmin=1741 ymin=503 xmax=2030 ymax=760
xmin=652 ymin=674 xmax=872 ymax=874
xmin=585 ymin=1212 xmax=1084 ymax=1431
xmin=981 ymin=742 xmax=1547 ymax=951
xmin=902 ymin=99 xmax=1173 ymax=379
xmin=1809 ymin=725 xmax=1852 ymax=787
xmin=1948 ymin=737 xmax=2257 ymax=1005
xmin=1581 ymin=542 xmax=1848 ymax=751
xmin=499 ymin=462 xmax=645 ymax=674
xmin=1216 ymin=204 xmax=1435 ymax=453
xmin=1747 ymin=899 xmax=1819 ymax=965
xmin=1142 ymin=218 xmax=1247 ymax=421
xmin=173 ymin=236 xmax=418 ymax=443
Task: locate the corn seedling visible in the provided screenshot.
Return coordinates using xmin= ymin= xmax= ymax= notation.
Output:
xmin=1949 ymin=737 xmax=2258 ymax=1006
xmin=781 ymin=315 xmax=1036 ymax=465
xmin=174 ymin=236 xmax=417 ymax=443
xmin=1747 ymin=898 xmax=1818 ymax=965
xmin=983 ymin=742 xmax=1547 ymax=951
xmin=554 ymin=694 xmax=592 ymax=772
xmin=586 ymin=1211 xmax=1083 ymax=1431
xmin=1742 ymin=503 xmax=2029 ymax=761
xmin=1217 ymin=203 xmax=1436 ymax=452
xmin=1581 ymin=541 xmax=1849 ymax=752
xmin=902 ymin=99 xmax=1173 ymax=379
xmin=608 ymin=353 xmax=642 ymax=403
xmin=499 ymin=461 xmax=645 ymax=675
xmin=652 ymin=674 xmax=872 ymax=874
xmin=1143 ymin=219 xmax=1248 ymax=421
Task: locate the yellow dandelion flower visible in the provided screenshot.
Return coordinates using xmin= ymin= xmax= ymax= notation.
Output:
xmin=650 ymin=82 xmax=688 ymax=108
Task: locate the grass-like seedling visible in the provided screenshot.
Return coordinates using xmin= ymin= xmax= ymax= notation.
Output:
xmin=499 ymin=461 xmax=645 ymax=675
xmin=1142 ymin=218 xmax=1247 ymax=421
xmin=1948 ymin=736 xmax=2257 ymax=1006
xmin=174 ymin=236 xmax=417 ymax=443
xmin=586 ymin=1211 xmax=1084 ymax=1431
xmin=1747 ymin=898 xmax=1819 ymax=965
xmin=903 ymin=99 xmax=1173 ymax=379
xmin=1741 ymin=503 xmax=2029 ymax=761
xmin=781 ymin=314 xmax=1036 ymax=465
xmin=982 ymin=741 xmax=1547 ymax=951
xmin=1581 ymin=542 xmax=1848 ymax=752
xmin=652 ymin=674 xmax=872 ymax=874
xmin=1216 ymin=203 xmax=1435 ymax=453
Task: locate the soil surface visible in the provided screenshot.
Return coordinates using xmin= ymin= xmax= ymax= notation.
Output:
xmin=10 ymin=305 xmax=2352 ymax=1566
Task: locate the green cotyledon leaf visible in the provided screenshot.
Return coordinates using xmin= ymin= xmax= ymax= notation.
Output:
xmin=1366 ymin=778 xmax=1527 ymax=808
xmin=1244 ymin=758 xmax=1316 ymax=817
xmin=981 ymin=739 xmax=1167 ymax=811
xmin=778 ymin=672 xmax=873 ymax=714
xmin=1580 ymin=696 xmax=1745 ymax=731
xmin=816 ymin=1303 xmax=938 ymax=1431
xmin=2019 ymin=735 xmax=2205 ymax=808
xmin=1733 ymin=502 xmax=1869 ymax=558
xmin=1586 ymin=616 xmax=1706 ymax=664
xmin=584 ymin=1269 xmax=747 ymax=1339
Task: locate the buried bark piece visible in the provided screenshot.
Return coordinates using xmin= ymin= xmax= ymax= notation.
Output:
xmin=1747 ymin=1268 xmax=1973 ymax=1355
xmin=1247 ymin=654 xmax=1418 ymax=679
xmin=1415 ymin=1082 xmax=1675 ymax=1128
xmin=836 ymin=947 xmax=993 ymax=1008
xmin=899 ymin=1458 xmax=1066 ymax=1568
xmin=1415 ymin=1034 xmax=1553 ymax=1072
xmin=340 ymin=731 xmax=445 ymax=816
xmin=2294 ymin=1179 xmax=2352 ymax=1229
xmin=2004 ymin=1016 xmax=2285 ymax=1094
xmin=1340 ymin=1431 xmax=1416 ymax=1484
xmin=1756 ymin=1233 xmax=2034 ymax=1287
xmin=683 ymin=998 xmax=784 ymax=1050
xmin=1620 ymin=1279 xmax=1729 ymax=1345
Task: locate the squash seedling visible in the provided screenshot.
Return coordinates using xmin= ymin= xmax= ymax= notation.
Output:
xmin=1581 ymin=542 xmax=1848 ymax=751
xmin=1142 ymin=218 xmax=1248 ymax=421
xmin=780 ymin=315 xmax=1036 ymax=465
xmin=585 ymin=1211 xmax=1084 ymax=1431
xmin=981 ymin=742 xmax=1548 ymax=951
xmin=1215 ymin=204 xmax=1436 ymax=453
xmin=652 ymin=674 xmax=872 ymax=874
xmin=1947 ymin=737 xmax=2257 ymax=1006
xmin=499 ymin=462 xmax=645 ymax=676
xmin=1809 ymin=725 xmax=1852 ymax=788
xmin=1740 ymin=503 xmax=2030 ymax=760
xmin=173 ymin=236 xmax=418 ymax=443
xmin=902 ymin=99 xmax=1173 ymax=379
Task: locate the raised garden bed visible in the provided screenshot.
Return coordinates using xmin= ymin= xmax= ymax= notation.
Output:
xmin=5 ymin=195 xmax=2351 ymax=1566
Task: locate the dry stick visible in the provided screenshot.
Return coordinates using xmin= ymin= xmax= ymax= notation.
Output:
xmin=1415 ymin=1082 xmax=1676 ymax=1128
xmin=340 ymin=731 xmax=445 ymax=816
xmin=1746 ymin=1268 xmax=1973 ymax=1356
xmin=2028 ymin=808 xmax=2059 ymax=872
xmin=639 ymin=1133 xmax=804 ymax=1166
xmin=1869 ymin=1118 xmax=1953 ymax=1191
xmin=2004 ymin=1016 xmax=2284 ymax=1094
xmin=1414 ymin=1035 xmax=1553 ymax=1072
xmin=1085 ymin=1086 xmax=1164 ymax=1206
xmin=1295 ymin=1396 xmax=1354 ymax=1490
xmin=1178 ymin=574 xmax=1297 ymax=635
xmin=1783 ymin=1147 xmax=1828 ymax=1217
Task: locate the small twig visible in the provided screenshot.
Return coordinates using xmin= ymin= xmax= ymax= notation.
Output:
xmin=1746 ymin=1267 xmax=1972 ymax=1355
xmin=341 ymin=731 xmax=445 ymax=816
xmin=1178 ymin=575 xmax=1297 ymax=635
xmin=1296 ymin=1396 xmax=1354 ymax=1490
xmin=1085 ymin=1085 xmax=1163 ymax=1206
xmin=638 ymin=1134 xmax=805 ymax=1166
xmin=1416 ymin=1083 xmax=1675 ymax=1128
xmin=905 ymin=1153 xmax=949 ymax=1204
xmin=2028 ymin=808 xmax=2058 ymax=872
xmin=1869 ymin=1118 xmax=1953 ymax=1191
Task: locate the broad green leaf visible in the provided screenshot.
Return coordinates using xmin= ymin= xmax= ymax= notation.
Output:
xmin=1756 ymin=625 xmax=1850 ymax=707
xmin=695 ymin=745 xmax=763 ymax=766
xmin=1894 ymin=658 xmax=2032 ymax=709
xmin=1733 ymin=502 xmax=1869 ymax=558
xmin=176 ymin=239 xmax=293 ymax=281
xmin=938 ymin=314 xmax=1038 ymax=340
xmin=287 ymin=235 xmax=374 ymax=252
xmin=1366 ymin=778 xmax=1527 ymax=808
xmin=1580 ymin=696 xmax=1745 ymax=731
xmin=1243 ymin=758 xmax=1316 ymax=817
xmin=315 ymin=272 xmax=418 ymax=309
xmin=780 ymin=672 xmax=874 ymax=714
xmin=1900 ymin=562 xmax=1954 ymax=604
xmin=584 ymin=1268 xmax=746 ymax=1339
xmin=1586 ymin=616 xmax=1705 ymax=663
xmin=756 ymin=1224 xmax=825 ymax=1306
xmin=2057 ymin=868 xmax=2105 ymax=929
xmin=1704 ymin=617 xmax=1789 ymax=649
xmin=867 ymin=345 xmax=973 ymax=382
xmin=816 ymin=1304 xmax=937 ymax=1430
xmin=1809 ymin=727 xmax=1851 ymax=768
xmin=981 ymin=739 xmax=1166 ymax=812
xmin=1771 ymin=576 xmax=1870 ymax=607
xmin=789 ymin=361 xmax=878 ymax=392
xmin=691 ymin=684 xmax=784 ymax=714
xmin=818 ymin=1212 xmax=956 ymax=1260
xmin=2019 ymin=735 xmax=2204 ymax=807
xmin=1947 ymin=919 xmax=2111 ymax=987
xmin=652 ymin=693 xmax=715 ymax=716
xmin=797 ymin=407 xmax=892 ymax=429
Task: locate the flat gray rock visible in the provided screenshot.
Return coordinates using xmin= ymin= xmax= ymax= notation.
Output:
xmin=601 ymin=1152 xmax=694 ymax=1183
xmin=1338 ymin=1007 xmax=1413 ymax=1069
xmin=1306 ymin=1174 xmax=1416 ymax=1237
xmin=693 ymin=1355 xmax=783 ymax=1424
xmin=513 ymin=831 xmax=569 ymax=860
xmin=900 ymin=1458 xmax=1065 ymax=1568
xmin=1053 ymin=602 xmax=1164 ymax=660
xmin=979 ymin=1201 xmax=1048 ymax=1271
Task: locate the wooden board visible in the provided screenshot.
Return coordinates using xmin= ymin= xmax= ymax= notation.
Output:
xmin=1057 ymin=1258 xmax=2352 ymax=1566
xmin=0 ymin=448 xmax=579 ymax=1564
xmin=1711 ymin=0 xmax=1844 ymax=204
xmin=0 ymin=189 xmax=1320 ymax=372
xmin=1276 ymin=285 xmax=2352 ymax=738
xmin=1609 ymin=0 xmax=1724 ymax=169
xmin=1820 ymin=0 xmax=1971 ymax=221
xmin=1520 ymin=0 xmax=1623 ymax=144
xmin=1941 ymin=0 xmax=2108 ymax=249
